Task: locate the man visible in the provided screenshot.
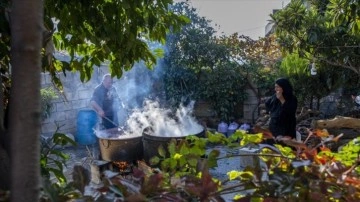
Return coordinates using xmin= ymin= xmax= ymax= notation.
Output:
xmin=90 ymin=74 xmax=120 ymax=129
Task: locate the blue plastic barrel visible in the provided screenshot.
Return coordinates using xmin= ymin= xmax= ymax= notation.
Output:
xmin=76 ymin=109 xmax=98 ymax=145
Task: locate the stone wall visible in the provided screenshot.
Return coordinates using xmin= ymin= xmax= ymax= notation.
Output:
xmin=40 ymin=66 xmax=109 ymax=137
xmin=41 ymin=65 xmax=261 ymax=136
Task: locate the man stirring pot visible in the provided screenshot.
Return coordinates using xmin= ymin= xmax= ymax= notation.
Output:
xmin=90 ymin=74 xmax=120 ymax=129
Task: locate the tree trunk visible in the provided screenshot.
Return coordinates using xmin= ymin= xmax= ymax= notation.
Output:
xmin=312 ymin=116 xmax=360 ymax=129
xmin=0 ymin=144 xmax=10 ymax=190
xmin=9 ymin=0 xmax=43 ymax=201
xmin=0 ymin=67 xmax=10 ymax=190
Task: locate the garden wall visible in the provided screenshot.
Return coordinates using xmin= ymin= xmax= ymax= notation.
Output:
xmin=40 ymin=65 xmax=260 ymax=137
xmin=40 ymin=66 xmax=108 ymax=137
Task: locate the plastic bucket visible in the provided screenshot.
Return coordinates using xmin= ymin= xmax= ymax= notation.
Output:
xmin=76 ymin=109 xmax=98 ymax=145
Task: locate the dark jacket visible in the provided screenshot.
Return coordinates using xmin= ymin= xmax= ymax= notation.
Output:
xmin=265 ymin=78 xmax=298 ymax=138
xmin=91 ymin=84 xmax=120 ymax=127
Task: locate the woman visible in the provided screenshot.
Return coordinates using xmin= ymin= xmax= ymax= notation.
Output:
xmin=265 ymin=78 xmax=297 ymax=142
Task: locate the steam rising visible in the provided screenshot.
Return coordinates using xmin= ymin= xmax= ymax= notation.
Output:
xmin=94 ymin=61 xmax=203 ymax=139
xmin=128 ymin=99 xmax=203 ymax=136
xmin=96 ymin=99 xmax=203 ymax=139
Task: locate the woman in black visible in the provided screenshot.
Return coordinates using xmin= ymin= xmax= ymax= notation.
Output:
xmin=265 ymin=78 xmax=297 ymax=143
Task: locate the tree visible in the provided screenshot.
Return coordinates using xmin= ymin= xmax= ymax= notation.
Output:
xmin=280 ymin=53 xmax=331 ymax=109
xmin=271 ymin=0 xmax=360 ymax=75
xmin=43 ymin=0 xmax=189 ymax=85
xmin=164 ymin=1 xmax=223 ymax=104
xmin=269 ymin=0 xmax=360 ymax=112
xmin=0 ymin=0 xmax=188 ymax=196
xmin=217 ymin=34 xmax=282 ymax=100
xmin=8 ymin=0 xmax=43 ymax=201
xmin=163 ymin=2 xmax=247 ymax=121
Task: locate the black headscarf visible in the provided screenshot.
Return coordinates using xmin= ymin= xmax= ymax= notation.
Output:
xmin=275 ymin=78 xmax=294 ymax=100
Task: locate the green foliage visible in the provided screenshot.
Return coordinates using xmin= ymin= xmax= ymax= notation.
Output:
xmin=207 ymin=131 xmax=229 ymax=145
xmin=41 ymin=178 xmax=82 ymax=202
xmin=280 ymin=53 xmax=329 ymax=107
xmin=230 ymin=132 xmax=360 ymax=201
xmin=328 ymin=0 xmax=360 ymax=34
xmin=237 ymin=131 xmax=263 ymax=146
xmin=40 ymin=131 xmax=76 ymax=185
xmin=280 ymin=52 xmax=360 ymax=110
xmin=40 ymin=87 xmax=58 ymax=120
xmin=1 ymin=0 xmax=189 ymax=93
xmin=34 ymin=126 xmax=360 ymax=201
xmin=150 ymin=135 xmax=211 ymax=176
xmin=217 ymin=34 xmax=283 ymax=97
xmin=197 ymin=63 xmax=248 ymax=121
xmin=254 ymin=63 xmax=279 ymax=96
xmin=40 ymin=126 xmax=89 ymax=201
xmin=42 ymin=0 xmax=189 ymax=84
xmin=163 ymin=2 xmax=247 ymax=121
xmin=143 ymin=129 xmax=359 ymax=201
xmin=272 ymin=0 xmax=360 ymax=76
xmin=334 ymin=137 xmax=360 ymax=172
xmin=273 ymin=0 xmax=360 ymax=110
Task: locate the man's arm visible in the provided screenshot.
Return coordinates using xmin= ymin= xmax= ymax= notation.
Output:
xmin=90 ymin=100 xmax=104 ymax=117
xmin=110 ymin=87 xmax=121 ymax=111
xmin=90 ymin=87 xmax=105 ymax=117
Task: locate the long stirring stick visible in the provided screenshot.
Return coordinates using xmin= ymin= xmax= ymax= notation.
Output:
xmin=103 ymin=116 xmax=121 ymax=129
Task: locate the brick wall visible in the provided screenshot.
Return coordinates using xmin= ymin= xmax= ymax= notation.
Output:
xmin=41 ymin=63 xmax=260 ymax=136
xmin=40 ymin=66 xmax=109 ymax=137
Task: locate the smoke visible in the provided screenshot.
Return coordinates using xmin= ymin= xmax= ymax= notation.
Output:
xmin=96 ymin=59 xmax=203 ymax=139
xmin=123 ymin=99 xmax=203 ymax=137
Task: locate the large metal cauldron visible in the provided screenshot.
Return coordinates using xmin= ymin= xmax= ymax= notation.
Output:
xmin=95 ymin=128 xmax=143 ymax=163
xmin=142 ymin=126 xmax=205 ymax=164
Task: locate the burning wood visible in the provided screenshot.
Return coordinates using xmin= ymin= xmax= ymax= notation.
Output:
xmin=112 ymin=161 xmax=132 ymax=174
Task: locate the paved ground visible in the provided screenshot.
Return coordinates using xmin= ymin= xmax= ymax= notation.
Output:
xmin=59 ymin=143 xmax=100 ymax=180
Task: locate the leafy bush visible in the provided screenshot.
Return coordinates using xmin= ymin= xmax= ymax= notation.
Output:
xmin=164 ymin=2 xmax=248 ymax=122
xmin=129 ymin=129 xmax=360 ymax=201
xmin=34 ymin=126 xmax=360 ymax=201
xmin=40 ymin=87 xmax=58 ymax=120
xmin=40 ymin=126 xmax=79 ymax=201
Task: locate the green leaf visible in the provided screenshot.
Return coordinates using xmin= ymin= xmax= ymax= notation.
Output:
xmin=168 ymin=141 xmax=176 ymax=155
xmin=150 ymin=156 xmax=160 ymax=165
xmin=169 ymin=158 xmax=177 ymax=170
xmin=158 ymin=144 xmax=167 ymax=158
xmin=179 ymin=144 xmax=190 ymax=155
xmin=240 ymin=133 xmax=263 ymax=146
xmin=187 ymin=157 xmax=198 ymax=167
